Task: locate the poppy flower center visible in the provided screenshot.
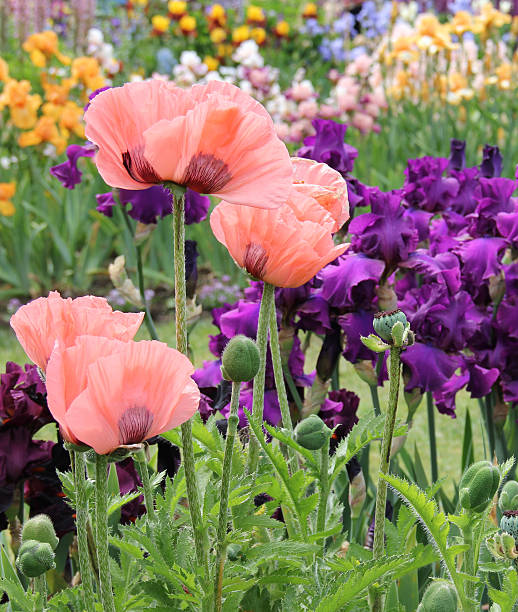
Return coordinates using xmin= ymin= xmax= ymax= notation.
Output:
xmin=118 ymin=406 xmax=154 ymax=445
xmin=122 ymin=147 xmax=162 ymax=184
xmin=243 ymin=242 xmax=268 ymax=280
xmin=182 ymin=152 xmax=232 ymax=193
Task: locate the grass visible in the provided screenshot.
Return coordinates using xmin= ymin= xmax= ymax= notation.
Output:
xmin=2 ymin=313 xmax=485 ymax=496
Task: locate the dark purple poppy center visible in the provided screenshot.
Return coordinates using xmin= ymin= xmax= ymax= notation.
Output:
xmin=118 ymin=406 xmax=154 ymax=445
xmin=182 ymin=152 xmax=232 ymax=193
xmin=243 ymin=243 xmax=268 ymax=280
xmin=122 ymin=147 xmax=162 ymax=184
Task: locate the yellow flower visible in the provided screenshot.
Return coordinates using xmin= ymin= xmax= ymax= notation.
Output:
xmin=302 ymin=2 xmax=318 ymax=18
xmin=42 ymin=74 xmax=74 ymax=105
xmin=209 ymin=3 xmax=226 ymax=24
xmin=0 ymin=182 xmax=15 ymax=216
xmin=210 ymin=27 xmax=227 ymax=43
xmin=168 ymin=1 xmax=187 ymax=18
xmin=216 ymin=43 xmax=233 ymax=58
xmin=152 ymin=15 xmax=170 ymax=33
xmin=71 ymin=57 xmax=105 ymax=91
xmin=204 ymin=55 xmax=219 ymax=72
xmin=495 ymin=63 xmax=512 ymax=90
xmin=179 ymin=15 xmax=196 ymax=34
xmin=274 ymin=21 xmax=290 ymax=37
xmin=251 ymin=27 xmax=266 ymax=45
xmin=450 ymin=11 xmax=482 ymax=36
xmin=0 ymin=80 xmax=41 ymax=129
xmin=232 ymin=25 xmax=250 ymax=44
xmin=18 ymin=116 xmax=66 ymax=154
xmin=22 ymin=31 xmax=70 ymax=67
xmin=246 ymin=5 xmax=265 ymax=24
xmin=475 ymin=2 xmax=511 ymax=31
xmin=0 ymin=57 xmax=9 ymax=82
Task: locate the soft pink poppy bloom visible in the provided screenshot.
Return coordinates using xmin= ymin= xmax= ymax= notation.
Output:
xmin=291 ymin=157 xmax=349 ymax=231
xmin=46 ymin=336 xmax=200 ymax=454
xmin=84 ymin=79 xmax=292 ymax=208
xmin=10 ymin=291 xmax=143 ymax=372
xmin=210 ymin=189 xmax=348 ymax=288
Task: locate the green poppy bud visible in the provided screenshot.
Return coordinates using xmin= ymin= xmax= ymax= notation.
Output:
xmin=500 ymin=511 xmax=518 ymax=542
xmin=226 ymin=543 xmax=242 ymax=561
xmin=459 ymin=460 xmax=500 ymax=513
xmin=16 ymin=540 xmax=55 ymax=578
xmin=221 ymin=335 xmax=260 ymax=382
xmin=486 ymin=531 xmax=518 ymax=560
xmin=293 ymin=414 xmax=331 ymax=450
xmin=499 ymin=480 xmax=518 ymax=513
xmin=373 ymin=309 xmax=408 ymax=343
xmin=22 ymin=514 xmax=58 ymax=551
xmin=416 ymin=580 xmax=457 ymax=612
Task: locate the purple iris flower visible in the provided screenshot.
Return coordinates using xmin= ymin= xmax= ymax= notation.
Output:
xmin=220 ymin=388 xmax=281 ymax=428
xmin=449 ymin=167 xmax=480 ymax=216
xmin=50 ymin=143 xmax=96 ymax=189
xmin=448 ymin=138 xmax=466 ymax=171
xmin=456 ymin=237 xmax=507 ymax=285
xmin=467 ymin=177 xmax=516 ymax=237
xmin=401 ymin=343 xmax=461 ymax=393
xmin=318 ymin=253 xmax=384 ymax=309
xmin=319 ymin=388 xmax=359 ymax=453
xmin=338 ymin=310 xmax=377 ymax=363
xmin=219 ymin=301 xmax=261 ymax=340
xmin=479 ymin=144 xmax=503 ymax=178
xmin=496 ymin=295 xmax=518 ymax=340
xmin=403 ymin=156 xmax=459 ymax=212
xmin=297 ymin=118 xmax=358 ymax=175
xmin=465 ymin=361 xmax=499 ymax=398
xmin=295 ymin=295 xmax=332 ymax=334
xmin=349 ymin=191 xmax=418 ymax=268
xmin=433 ymin=371 xmax=468 ymax=417
xmin=401 ymin=250 xmax=461 ymax=294
xmin=116 ymin=459 xmax=145 ymax=524
xmin=497 ymin=211 xmax=518 ymax=248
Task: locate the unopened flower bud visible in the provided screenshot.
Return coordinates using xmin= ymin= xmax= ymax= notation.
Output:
xmin=373 ymin=309 xmax=408 ymax=343
xmin=221 ymin=335 xmax=260 ymax=382
xmin=459 ymin=460 xmax=500 ymax=513
xmin=294 ymin=414 xmax=331 ymax=450
xmin=316 ymin=328 xmax=342 ymax=381
xmin=16 ymin=540 xmax=55 ymax=577
xmin=226 ymin=543 xmax=243 ymax=561
xmin=416 ymin=580 xmax=457 ymax=612
xmin=346 ymin=457 xmax=366 ymax=519
xmin=353 ymin=360 xmax=378 ymax=387
xmin=22 ymin=514 xmax=58 ymax=550
xmin=500 ymin=511 xmax=518 ymax=542
xmin=486 ymin=531 xmax=518 ymax=560
xmin=499 ymin=481 xmax=518 ymax=513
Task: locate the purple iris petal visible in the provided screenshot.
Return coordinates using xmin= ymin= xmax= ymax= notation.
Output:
xmin=401 ymin=343 xmax=461 ymax=393
xmin=95 ymin=191 xmax=116 ymax=217
xmin=338 ymin=310 xmax=376 ymax=363
xmin=297 ymin=118 xmax=358 ymax=175
xmin=466 ymin=362 xmax=499 ymax=398
xmin=449 ymin=167 xmax=480 ymax=215
xmin=193 ymin=360 xmax=223 ymax=389
xmin=468 ymin=177 xmax=516 ymax=237
xmin=319 ymin=388 xmax=359 ymax=452
xmin=219 ymin=301 xmax=261 ymax=339
xmin=456 ymin=237 xmax=507 ymax=284
xmin=318 ymin=253 xmax=384 ymax=309
xmin=502 ymin=380 xmax=518 ymax=403
xmin=448 ymin=138 xmax=466 ymax=171
xmin=505 ymin=262 xmax=518 ymax=295
xmin=401 ymin=250 xmax=461 ymax=294
xmin=119 ymin=186 xmax=172 ymax=224
xmin=295 ymin=295 xmax=332 ymax=334
xmin=479 ymin=144 xmax=503 ymax=178
xmin=221 ymin=388 xmax=281 ymax=427
xmin=50 ymin=143 xmax=96 ymax=189
xmin=496 ymin=211 xmax=518 ymax=248
xmin=403 ymin=156 xmax=459 ymax=212
xmin=185 ymin=189 xmax=210 ymax=225
xmin=433 ymin=371 xmax=468 ymax=417
xmin=497 ymin=296 xmax=518 ymax=339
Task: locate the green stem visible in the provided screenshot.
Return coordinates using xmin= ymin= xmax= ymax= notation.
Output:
xmin=73 ymin=452 xmax=96 ymax=612
xmin=283 ymin=364 xmax=304 ymax=418
xmin=246 ymin=282 xmax=275 ymax=477
xmin=171 ymin=188 xmax=209 ymax=584
xmin=316 ymin=438 xmax=330 ymax=550
xmin=214 ymin=381 xmax=241 ymax=612
xmin=267 ymin=287 xmax=297 ymax=473
xmin=370 ymin=385 xmax=381 ymax=417
xmin=371 ymin=346 xmax=402 ymax=612
xmin=461 ymin=519 xmax=475 ymax=604
xmin=95 ymin=454 xmax=115 ymax=612
xmin=135 ymin=448 xmax=155 ymax=520
xmin=485 ymin=393 xmax=496 ymax=461
xmin=34 ymin=574 xmax=47 ymax=611
xmin=426 ymin=392 xmax=438 ymax=484
xmin=136 ymin=244 xmax=159 ymax=340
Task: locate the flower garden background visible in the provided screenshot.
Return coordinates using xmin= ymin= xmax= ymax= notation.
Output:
xmin=2 ymin=0 xmax=518 ymax=610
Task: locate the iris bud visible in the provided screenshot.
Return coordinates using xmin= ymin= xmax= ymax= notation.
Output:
xmin=221 ymin=335 xmax=260 ymax=382
xmin=22 ymin=514 xmax=58 ymax=551
xmin=499 ymin=480 xmax=518 ymax=513
xmin=459 ymin=461 xmax=500 ymax=513
xmin=416 ymin=580 xmax=457 ymax=612
xmin=373 ymin=309 xmax=408 ymax=343
xmin=294 ymin=414 xmax=331 ymax=450
xmin=16 ymin=540 xmax=55 ymax=577
xmin=500 ymin=511 xmax=518 ymax=542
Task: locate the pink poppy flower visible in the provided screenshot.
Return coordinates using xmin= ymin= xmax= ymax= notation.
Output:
xmin=291 ymin=157 xmax=349 ymax=231
xmin=10 ymin=291 xmax=144 ymax=372
xmin=84 ymin=79 xmax=292 ymax=208
xmin=210 ymin=188 xmax=348 ymax=288
xmin=46 ymin=336 xmax=200 ymax=454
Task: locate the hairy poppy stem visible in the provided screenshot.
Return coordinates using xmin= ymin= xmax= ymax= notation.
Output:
xmin=34 ymin=574 xmax=47 ymax=610
xmin=316 ymin=437 xmax=330 ymax=550
xmin=171 ymin=188 xmax=210 ymax=592
xmin=214 ymin=381 xmax=241 ymax=612
xmin=135 ymin=448 xmax=155 ymax=520
xmin=95 ymin=454 xmax=115 ymax=612
xmin=73 ymin=451 xmax=96 ymax=612
xmin=371 ymin=346 xmax=402 ymax=612
xmin=246 ymin=282 xmax=275 ymax=477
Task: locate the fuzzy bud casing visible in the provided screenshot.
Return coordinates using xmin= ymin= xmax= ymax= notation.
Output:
xmin=459 ymin=460 xmax=500 ymax=513
xmin=221 ymin=335 xmax=260 ymax=382
xmin=16 ymin=540 xmax=55 ymax=577
xmin=294 ymin=414 xmax=331 ymax=450
xmin=416 ymin=580 xmax=457 ymax=612
xmin=22 ymin=514 xmax=58 ymax=550
xmin=499 ymin=480 xmax=518 ymax=513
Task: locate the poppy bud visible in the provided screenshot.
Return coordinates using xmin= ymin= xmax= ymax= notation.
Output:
xmin=459 ymin=460 xmax=500 ymax=513
xmin=16 ymin=540 xmax=56 ymax=577
xmin=22 ymin=514 xmax=58 ymax=551
xmin=227 ymin=543 xmax=243 ymax=561
xmin=294 ymin=414 xmax=331 ymax=450
xmin=221 ymin=335 xmax=260 ymax=382
xmin=486 ymin=531 xmax=518 ymax=560
xmin=499 ymin=481 xmax=518 ymax=513
xmin=500 ymin=511 xmax=518 ymax=542
xmin=373 ymin=309 xmax=408 ymax=344
xmin=416 ymin=580 xmax=457 ymax=612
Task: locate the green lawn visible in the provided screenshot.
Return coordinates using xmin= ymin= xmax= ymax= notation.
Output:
xmin=2 ymin=314 xmax=484 ymax=495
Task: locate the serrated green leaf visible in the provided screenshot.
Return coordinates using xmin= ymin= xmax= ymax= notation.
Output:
xmin=263 ymin=424 xmax=319 ymax=470
xmin=488 ymin=569 xmax=518 ymax=612
xmin=108 ymin=536 xmax=144 ymax=560
xmin=238 ymin=515 xmax=285 ymax=529
xmin=246 ymin=541 xmax=320 ymax=562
